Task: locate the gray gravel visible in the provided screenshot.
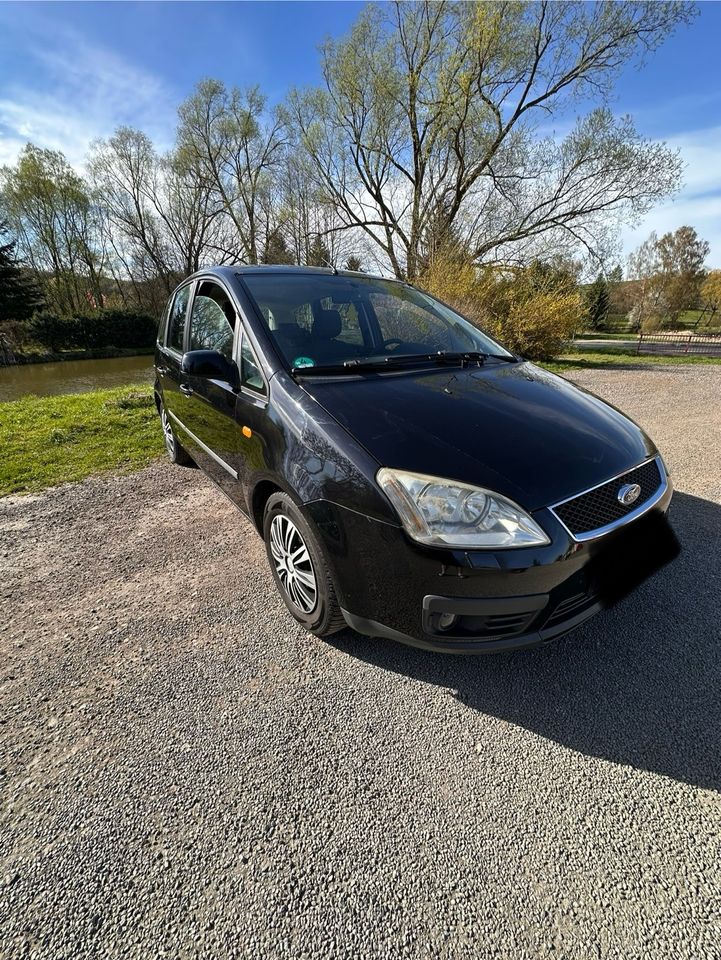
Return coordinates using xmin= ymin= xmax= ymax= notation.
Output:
xmin=1 ymin=364 xmax=720 ymax=960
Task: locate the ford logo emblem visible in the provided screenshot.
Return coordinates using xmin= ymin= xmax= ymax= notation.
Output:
xmin=617 ymin=483 xmax=641 ymax=506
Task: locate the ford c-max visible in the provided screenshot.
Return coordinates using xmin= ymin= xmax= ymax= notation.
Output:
xmin=154 ymin=265 xmax=678 ymax=653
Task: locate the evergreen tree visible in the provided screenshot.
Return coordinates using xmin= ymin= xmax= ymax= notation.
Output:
xmin=0 ymin=219 xmax=44 ymax=322
xmin=306 ymin=235 xmax=332 ymax=268
xmin=345 ymin=255 xmax=363 ymax=272
xmin=262 ymin=229 xmax=295 ymax=265
xmin=585 ymin=273 xmax=610 ymax=330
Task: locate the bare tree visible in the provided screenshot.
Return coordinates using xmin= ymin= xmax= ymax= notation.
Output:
xmin=176 ymin=80 xmax=286 ymax=264
xmin=287 ymin=0 xmax=694 ymax=279
xmin=89 ymin=127 xmax=234 ymax=311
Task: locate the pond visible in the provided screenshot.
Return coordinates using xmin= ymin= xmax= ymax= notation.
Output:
xmin=0 ymin=355 xmax=155 ymax=402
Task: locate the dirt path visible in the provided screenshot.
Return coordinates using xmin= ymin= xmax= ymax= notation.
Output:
xmin=1 ymin=365 xmax=720 ymax=959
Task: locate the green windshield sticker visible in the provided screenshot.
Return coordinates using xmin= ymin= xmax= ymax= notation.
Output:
xmin=293 ymin=356 xmax=315 ymax=368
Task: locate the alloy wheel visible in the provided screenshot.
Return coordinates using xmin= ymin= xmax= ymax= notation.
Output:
xmin=269 ymin=514 xmax=318 ymax=613
xmin=161 ymin=407 xmax=175 ymax=458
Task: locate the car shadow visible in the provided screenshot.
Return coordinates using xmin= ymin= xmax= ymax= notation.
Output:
xmin=329 ymin=491 xmax=721 ymax=792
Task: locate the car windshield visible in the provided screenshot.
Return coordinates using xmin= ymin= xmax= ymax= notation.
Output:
xmin=240 ymin=273 xmax=514 ymax=371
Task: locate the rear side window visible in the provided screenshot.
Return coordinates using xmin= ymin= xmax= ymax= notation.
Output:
xmin=168 ymin=285 xmax=191 ymax=352
xmin=189 ymin=281 xmax=236 ymax=359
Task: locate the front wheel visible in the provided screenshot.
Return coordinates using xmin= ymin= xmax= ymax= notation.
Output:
xmin=263 ymin=492 xmax=345 ymax=637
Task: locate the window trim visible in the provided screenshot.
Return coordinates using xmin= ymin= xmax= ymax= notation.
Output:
xmin=156 ymin=300 xmax=171 ymax=348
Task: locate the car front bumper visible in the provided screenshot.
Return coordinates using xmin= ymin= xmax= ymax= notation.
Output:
xmin=306 ymin=477 xmax=676 ymax=654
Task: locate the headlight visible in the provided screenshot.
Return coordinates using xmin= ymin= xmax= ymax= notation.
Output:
xmin=376 ymin=468 xmax=550 ymax=549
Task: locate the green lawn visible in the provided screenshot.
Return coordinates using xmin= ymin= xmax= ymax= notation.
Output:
xmin=544 ymin=349 xmax=721 ymax=372
xmin=575 ymin=331 xmax=638 ymax=341
xmin=2 ymin=354 xmax=721 ymax=497
xmin=0 ymin=384 xmax=164 ymax=496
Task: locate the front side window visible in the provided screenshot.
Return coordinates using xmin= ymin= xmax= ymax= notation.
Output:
xmin=242 ymin=274 xmax=511 ymax=369
xmin=189 ymin=281 xmax=236 ymax=359
xmin=167 ymin=284 xmax=191 ymax=352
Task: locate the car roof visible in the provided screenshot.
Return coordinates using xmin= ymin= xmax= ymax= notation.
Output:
xmin=187 ymin=264 xmax=396 ymax=283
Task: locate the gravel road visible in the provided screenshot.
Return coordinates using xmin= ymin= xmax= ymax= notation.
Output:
xmin=1 ymin=365 xmax=720 ymax=960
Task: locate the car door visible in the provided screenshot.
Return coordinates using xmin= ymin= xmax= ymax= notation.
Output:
xmin=157 ymin=281 xmax=193 ymax=424
xmin=177 ymin=278 xmax=243 ymax=492
xmin=232 ymin=324 xmax=271 ymax=510
xmin=177 ymin=278 xmax=271 ymax=510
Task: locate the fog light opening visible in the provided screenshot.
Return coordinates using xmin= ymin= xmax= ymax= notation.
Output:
xmin=436 ymin=613 xmax=458 ymax=632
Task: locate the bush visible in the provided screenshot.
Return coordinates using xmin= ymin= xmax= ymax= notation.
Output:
xmin=0 ymin=319 xmax=31 ymax=355
xmin=27 ymin=311 xmax=83 ymax=351
xmin=419 ymin=251 xmax=582 ymax=359
xmin=26 ymin=307 xmax=157 ymax=352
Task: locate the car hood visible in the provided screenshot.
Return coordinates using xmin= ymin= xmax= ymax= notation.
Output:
xmin=302 ymin=361 xmax=656 ymax=511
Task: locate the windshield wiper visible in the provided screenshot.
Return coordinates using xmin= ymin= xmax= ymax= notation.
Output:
xmin=292 ymin=350 xmax=517 ymax=376
xmin=293 ymin=354 xmax=439 ymax=375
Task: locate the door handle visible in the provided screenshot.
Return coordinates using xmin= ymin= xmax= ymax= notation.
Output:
xmin=179 ymin=383 xmax=194 ymax=397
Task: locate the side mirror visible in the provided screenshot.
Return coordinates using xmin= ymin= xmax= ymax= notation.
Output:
xmin=181 ymin=350 xmax=240 ymax=389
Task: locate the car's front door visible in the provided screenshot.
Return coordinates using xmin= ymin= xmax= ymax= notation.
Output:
xmin=177 ymin=279 xmax=243 ymax=494
xmin=177 ymin=278 xmax=271 ymax=512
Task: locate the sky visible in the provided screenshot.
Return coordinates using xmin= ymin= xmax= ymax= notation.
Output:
xmin=0 ymin=0 xmax=720 ymax=267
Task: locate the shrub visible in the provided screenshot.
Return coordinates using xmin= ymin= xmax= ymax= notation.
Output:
xmin=27 ymin=311 xmax=83 ymax=351
xmin=26 ymin=307 xmax=158 ymax=352
xmin=418 ymin=251 xmax=582 ymax=359
xmin=0 ymin=319 xmax=30 ymax=354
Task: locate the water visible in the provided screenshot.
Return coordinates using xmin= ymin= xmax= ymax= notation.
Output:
xmin=0 ymin=355 xmax=155 ymax=402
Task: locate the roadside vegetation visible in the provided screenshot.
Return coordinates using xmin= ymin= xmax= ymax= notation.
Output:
xmin=3 ymin=344 xmax=721 ymax=498
xmin=0 ymin=1 xmax=706 ymax=366
xmin=545 ymin=350 xmax=721 ymax=372
xmin=0 ymin=384 xmax=163 ymax=496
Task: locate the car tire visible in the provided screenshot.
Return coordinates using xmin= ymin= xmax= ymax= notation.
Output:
xmin=263 ymin=492 xmax=346 ymax=637
xmin=159 ymin=401 xmax=194 ymax=467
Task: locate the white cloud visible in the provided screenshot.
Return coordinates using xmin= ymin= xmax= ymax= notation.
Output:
xmin=667 ymin=125 xmax=721 ymax=196
xmin=0 ymin=19 xmax=177 ymax=170
xmin=621 ymin=125 xmax=721 ymax=267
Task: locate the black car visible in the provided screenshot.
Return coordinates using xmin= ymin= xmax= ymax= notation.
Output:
xmin=154 ymin=265 xmax=678 ymax=653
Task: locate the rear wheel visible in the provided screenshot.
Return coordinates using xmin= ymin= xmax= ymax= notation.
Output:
xmin=263 ymin=492 xmax=345 ymax=637
xmin=160 ymin=402 xmax=194 ymax=466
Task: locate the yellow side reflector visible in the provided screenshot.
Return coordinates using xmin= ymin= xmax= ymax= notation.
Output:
xmin=242 ymin=425 xmax=252 ymax=438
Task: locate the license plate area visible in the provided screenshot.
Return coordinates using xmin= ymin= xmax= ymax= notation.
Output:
xmin=587 ymin=510 xmax=680 ymax=608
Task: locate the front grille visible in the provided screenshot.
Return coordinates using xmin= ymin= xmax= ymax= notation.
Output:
xmin=552 ymin=459 xmax=662 ymax=536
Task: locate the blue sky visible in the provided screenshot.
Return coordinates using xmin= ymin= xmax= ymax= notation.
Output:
xmin=1 ymin=0 xmax=720 ymax=266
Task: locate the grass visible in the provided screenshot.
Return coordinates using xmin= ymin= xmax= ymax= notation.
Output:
xmin=575 ymin=331 xmax=638 ymax=341
xmin=3 ymin=350 xmax=721 ymax=497
xmin=0 ymin=383 xmax=163 ymax=496
xmin=544 ymin=348 xmax=721 ymax=372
